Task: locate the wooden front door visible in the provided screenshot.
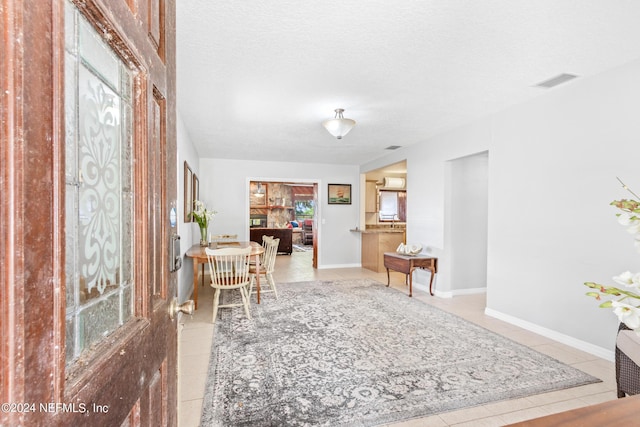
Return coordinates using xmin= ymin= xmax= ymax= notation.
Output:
xmin=1 ymin=1 xmax=180 ymax=425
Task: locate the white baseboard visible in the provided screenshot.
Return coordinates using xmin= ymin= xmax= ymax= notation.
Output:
xmin=413 ymin=282 xmax=486 ymax=299
xmin=317 ymin=263 xmax=362 ymax=270
xmin=485 ymin=307 xmax=614 ymax=362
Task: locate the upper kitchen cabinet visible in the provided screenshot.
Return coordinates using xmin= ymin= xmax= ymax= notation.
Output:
xmin=365 ymin=181 xmax=378 ymax=213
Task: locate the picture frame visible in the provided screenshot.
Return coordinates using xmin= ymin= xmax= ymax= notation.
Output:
xmin=328 ymin=184 xmax=352 ymax=205
xmin=192 ymin=173 xmax=199 ymax=212
xmin=184 ymin=161 xmax=192 ymax=222
xmin=250 ymin=181 xmax=268 ymax=208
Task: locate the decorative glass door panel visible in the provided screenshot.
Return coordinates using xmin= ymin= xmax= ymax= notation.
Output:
xmin=64 ymin=2 xmax=134 ymax=365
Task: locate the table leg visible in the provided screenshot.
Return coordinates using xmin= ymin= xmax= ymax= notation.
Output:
xmin=201 ymin=263 xmax=205 ymax=287
xmin=386 ymin=268 xmax=390 ymax=287
xmin=255 ymin=254 xmax=261 ymax=304
xmin=408 ymin=267 xmax=414 ymax=297
xmin=193 ymin=259 xmax=199 ymax=310
xmin=428 ymin=267 xmax=435 ymax=296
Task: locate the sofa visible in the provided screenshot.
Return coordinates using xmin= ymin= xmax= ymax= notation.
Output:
xmin=290 ymin=221 xmax=303 ymax=244
xmin=249 ymin=228 xmax=292 ymax=254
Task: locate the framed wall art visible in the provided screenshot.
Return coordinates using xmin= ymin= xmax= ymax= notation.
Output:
xmin=184 ymin=161 xmax=192 ymax=222
xmin=192 ymin=173 xmax=199 ymax=209
xmin=328 ymin=184 xmax=351 ymax=205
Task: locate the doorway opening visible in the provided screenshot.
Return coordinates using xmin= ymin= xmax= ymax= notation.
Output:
xmin=446 ymin=151 xmax=489 ymax=294
xmin=249 ymin=180 xmax=318 ymax=268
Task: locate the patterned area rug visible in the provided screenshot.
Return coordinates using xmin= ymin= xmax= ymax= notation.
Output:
xmin=200 ymin=279 xmax=599 ymax=426
xmin=292 ymin=244 xmax=313 ymax=252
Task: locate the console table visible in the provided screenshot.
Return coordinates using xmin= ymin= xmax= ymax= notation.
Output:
xmin=383 ymin=252 xmax=438 ymax=297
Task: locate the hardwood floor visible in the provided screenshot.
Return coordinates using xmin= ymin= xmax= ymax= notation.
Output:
xmin=178 ymin=251 xmax=616 ymax=427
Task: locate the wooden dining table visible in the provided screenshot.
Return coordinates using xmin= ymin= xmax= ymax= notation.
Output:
xmin=185 ymin=241 xmax=265 ymax=309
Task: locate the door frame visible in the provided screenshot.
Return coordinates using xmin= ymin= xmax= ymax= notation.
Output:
xmin=246 ymin=177 xmax=320 ymax=268
xmin=1 ymin=1 xmax=179 ymax=425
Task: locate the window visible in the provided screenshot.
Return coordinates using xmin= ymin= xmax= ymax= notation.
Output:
xmin=294 ymin=200 xmax=314 ymax=221
xmin=378 ymin=190 xmax=406 ymax=222
xmin=64 ymin=3 xmax=134 ymax=365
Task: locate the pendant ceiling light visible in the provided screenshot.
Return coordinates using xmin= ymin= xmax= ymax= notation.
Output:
xmin=322 ymin=108 xmax=356 ymax=139
xmin=254 ymin=182 xmax=265 ymax=197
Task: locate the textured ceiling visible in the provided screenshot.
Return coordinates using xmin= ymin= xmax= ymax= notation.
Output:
xmin=176 ymin=1 xmax=640 ymax=165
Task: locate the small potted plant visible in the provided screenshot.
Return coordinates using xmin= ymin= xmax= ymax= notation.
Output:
xmin=585 ymin=178 xmax=640 ymax=331
xmin=191 ymin=200 xmax=217 ymax=246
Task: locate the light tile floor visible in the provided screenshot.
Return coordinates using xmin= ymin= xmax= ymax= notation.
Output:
xmin=178 ymin=251 xmax=617 ymax=426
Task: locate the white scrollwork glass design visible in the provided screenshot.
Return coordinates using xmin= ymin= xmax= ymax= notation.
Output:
xmin=64 ymin=1 xmax=134 ymax=366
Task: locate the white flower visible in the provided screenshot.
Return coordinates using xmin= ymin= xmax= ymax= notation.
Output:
xmin=191 ymin=200 xmax=217 ymax=229
xmin=614 ymin=271 xmax=634 ymax=286
xmin=612 ymin=301 xmax=640 ymax=330
xmin=617 ymin=212 xmax=640 ymax=234
xmin=613 ymin=271 xmax=640 ymax=291
xmin=193 ymin=200 xmax=205 ymax=215
xmin=618 ymin=212 xmax=634 ymax=226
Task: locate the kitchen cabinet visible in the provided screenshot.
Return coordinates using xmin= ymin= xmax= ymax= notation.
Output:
xmin=361 ymin=230 xmax=405 ymax=272
xmin=365 ymin=181 xmax=378 ymax=213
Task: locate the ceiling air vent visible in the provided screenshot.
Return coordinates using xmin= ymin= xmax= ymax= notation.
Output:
xmin=534 ymin=73 xmax=578 ymax=89
xmin=385 ymin=145 xmax=402 ymax=150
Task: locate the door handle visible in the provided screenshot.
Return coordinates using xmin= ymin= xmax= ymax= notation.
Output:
xmin=169 ymin=298 xmax=194 ymax=320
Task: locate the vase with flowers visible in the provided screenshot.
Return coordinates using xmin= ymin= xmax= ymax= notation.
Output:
xmin=191 ymin=200 xmax=217 ymax=246
xmin=585 ymin=178 xmax=640 ymax=332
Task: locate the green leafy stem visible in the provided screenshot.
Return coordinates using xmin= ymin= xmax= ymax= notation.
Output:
xmin=584 ymin=281 xmax=640 ymax=308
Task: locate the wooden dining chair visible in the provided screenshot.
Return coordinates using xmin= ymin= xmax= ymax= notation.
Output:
xmin=205 ymin=246 xmax=252 ymax=323
xmin=249 ymin=237 xmax=279 ymax=299
xmin=250 ymin=235 xmax=273 ymax=266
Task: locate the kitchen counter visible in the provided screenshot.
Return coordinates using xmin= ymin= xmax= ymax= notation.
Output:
xmin=350 ymin=227 xmax=405 ymax=233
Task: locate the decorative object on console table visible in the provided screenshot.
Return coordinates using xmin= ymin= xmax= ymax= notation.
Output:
xmin=328 ymin=183 xmax=351 ymax=205
xmin=191 ymin=200 xmax=217 ymax=246
xmin=396 ymin=243 xmax=423 ymax=255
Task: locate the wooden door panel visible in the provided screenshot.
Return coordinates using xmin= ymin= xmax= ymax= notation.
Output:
xmin=148 ymin=0 xmax=166 ymax=61
xmin=0 ymin=0 xmax=178 ymax=426
xmin=148 ymin=365 xmax=166 ymax=426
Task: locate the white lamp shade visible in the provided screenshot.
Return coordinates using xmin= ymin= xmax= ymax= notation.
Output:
xmin=322 ymin=109 xmax=356 ymax=139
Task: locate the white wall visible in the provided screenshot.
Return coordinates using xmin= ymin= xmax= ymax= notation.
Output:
xmin=197 ymin=158 xmax=361 ymax=268
xmin=363 ymin=58 xmax=640 ymax=357
xmin=176 ymin=113 xmax=201 ymax=303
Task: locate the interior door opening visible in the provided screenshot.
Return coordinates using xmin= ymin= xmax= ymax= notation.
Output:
xmin=248 ymin=180 xmax=318 ymax=268
xmin=447 ymin=151 xmax=489 ymax=293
